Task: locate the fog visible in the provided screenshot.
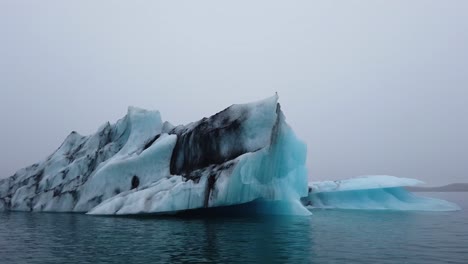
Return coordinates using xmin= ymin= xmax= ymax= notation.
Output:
xmin=1 ymin=1 xmax=467 ymax=185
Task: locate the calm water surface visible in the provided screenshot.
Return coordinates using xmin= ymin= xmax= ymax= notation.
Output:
xmin=0 ymin=192 xmax=467 ymax=263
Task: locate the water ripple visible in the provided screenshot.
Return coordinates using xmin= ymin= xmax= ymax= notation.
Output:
xmin=0 ymin=193 xmax=467 ymax=263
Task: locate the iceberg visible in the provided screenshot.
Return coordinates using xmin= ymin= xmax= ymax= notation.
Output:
xmin=0 ymin=95 xmax=310 ymax=215
xmin=303 ymin=175 xmax=460 ymax=211
xmin=0 ymin=95 xmax=460 ymax=216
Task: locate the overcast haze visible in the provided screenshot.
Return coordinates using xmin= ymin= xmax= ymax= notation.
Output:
xmin=1 ymin=1 xmax=467 ymax=185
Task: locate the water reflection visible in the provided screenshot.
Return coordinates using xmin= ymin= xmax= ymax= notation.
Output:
xmin=0 ymin=213 xmax=315 ymax=263
xmin=1 ymin=195 xmax=467 ymax=264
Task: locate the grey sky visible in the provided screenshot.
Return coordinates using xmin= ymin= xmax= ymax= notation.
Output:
xmin=1 ymin=1 xmax=467 ymax=185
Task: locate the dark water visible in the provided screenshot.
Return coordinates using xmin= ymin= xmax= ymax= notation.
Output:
xmin=1 ymin=193 xmax=467 ymax=264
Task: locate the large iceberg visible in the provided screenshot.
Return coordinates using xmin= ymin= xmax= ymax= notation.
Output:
xmin=303 ymin=175 xmax=460 ymax=211
xmin=0 ymin=95 xmax=310 ymax=215
xmin=0 ymin=96 xmax=460 ymax=215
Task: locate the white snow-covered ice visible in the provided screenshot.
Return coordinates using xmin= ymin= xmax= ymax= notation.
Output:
xmin=0 ymin=95 xmax=311 ymax=215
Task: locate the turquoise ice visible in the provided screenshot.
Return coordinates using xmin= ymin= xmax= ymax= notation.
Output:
xmin=0 ymin=96 xmax=459 ymax=215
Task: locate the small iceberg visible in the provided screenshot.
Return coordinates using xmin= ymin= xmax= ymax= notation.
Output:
xmin=303 ymin=175 xmax=460 ymax=211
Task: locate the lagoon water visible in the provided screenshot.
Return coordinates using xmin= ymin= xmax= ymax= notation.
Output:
xmin=0 ymin=192 xmax=467 ymax=263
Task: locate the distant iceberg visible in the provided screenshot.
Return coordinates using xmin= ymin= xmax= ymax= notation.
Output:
xmin=303 ymin=175 xmax=460 ymax=211
xmin=0 ymin=96 xmax=459 ymax=216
